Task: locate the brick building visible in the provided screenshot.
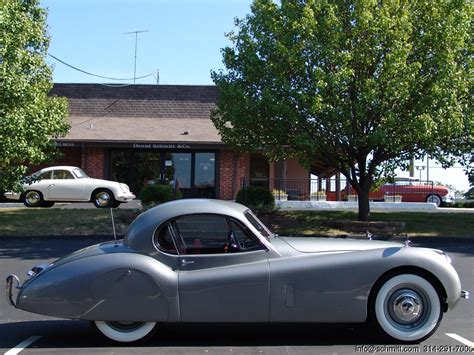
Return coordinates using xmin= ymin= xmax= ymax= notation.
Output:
xmin=50 ymin=83 xmax=317 ymax=200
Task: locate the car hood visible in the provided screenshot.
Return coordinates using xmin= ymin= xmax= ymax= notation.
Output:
xmin=277 ymin=236 xmax=402 ymax=253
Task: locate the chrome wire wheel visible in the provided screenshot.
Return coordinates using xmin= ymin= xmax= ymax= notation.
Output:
xmin=375 ymin=274 xmax=442 ymax=342
xmin=94 ymin=321 xmax=157 ymax=342
xmin=23 ymin=191 xmax=42 ymax=207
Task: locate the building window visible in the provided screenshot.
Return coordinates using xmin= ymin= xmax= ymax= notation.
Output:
xmin=109 ymin=150 xmax=216 ymax=198
xmin=194 ymin=153 xmax=216 ymax=198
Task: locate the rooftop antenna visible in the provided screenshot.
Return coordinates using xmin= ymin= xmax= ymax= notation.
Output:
xmin=124 ymin=29 xmax=149 ymax=83
xmin=110 ymin=208 xmax=117 ymax=242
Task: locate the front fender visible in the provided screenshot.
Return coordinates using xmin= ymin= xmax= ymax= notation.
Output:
xmin=16 ymin=245 xmax=178 ymax=321
xmin=379 ymin=246 xmax=462 ymax=310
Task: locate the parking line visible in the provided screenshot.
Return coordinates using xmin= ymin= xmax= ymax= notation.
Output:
xmin=4 ymin=336 xmax=42 ymax=355
xmin=446 ymin=333 xmax=474 ymax=348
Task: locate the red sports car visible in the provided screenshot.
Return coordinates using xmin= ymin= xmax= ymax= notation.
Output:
xmin=344 ymin=178 xmax=454 ymax=207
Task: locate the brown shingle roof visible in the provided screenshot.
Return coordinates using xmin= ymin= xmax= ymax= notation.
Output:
xmin=51 ymin=83 xmax=223 ymax=144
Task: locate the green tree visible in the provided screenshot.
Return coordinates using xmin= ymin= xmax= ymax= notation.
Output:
xmin=0 ymin=0 xmax=69 ymax=191
xmin=211 ymin=0 xmax=472 ymax=221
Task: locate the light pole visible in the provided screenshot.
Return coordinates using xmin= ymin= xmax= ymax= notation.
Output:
xmin=124 ymin=30 xmax=149 ymax=83
xmin=415 ymin=165 xmax=425 ymax=181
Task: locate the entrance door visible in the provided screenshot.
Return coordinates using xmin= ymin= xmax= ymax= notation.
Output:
xmin=172 ymin=214 xmax=270 ymax=322
xmin=250 ymin=155 xmax=269 ymax=189
xmin=163 ymin=153 xmax=192 ymax=190
xmin=135 ymin=152 xmax=163 ymax=186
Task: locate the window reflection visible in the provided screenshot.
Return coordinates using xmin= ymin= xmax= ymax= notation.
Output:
xmin=195 ymin=153 xmax=215 ymax=187
xmin=171 ymin=153 xmax=191 ymax=188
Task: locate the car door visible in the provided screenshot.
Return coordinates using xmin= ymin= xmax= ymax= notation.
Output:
xmin=172 ymin=214 xmax=270 ymax=322
xmin=48 ymin=169 xmax=86 ymax=200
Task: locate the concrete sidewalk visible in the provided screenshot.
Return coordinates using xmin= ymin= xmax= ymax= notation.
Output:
xmin=0 ymin=200 xmax=142 ymax=210
xmin=276 ymin=200 xmax=474 ymax=213
xmin=1 ymin=199 xmax=473 ymax=213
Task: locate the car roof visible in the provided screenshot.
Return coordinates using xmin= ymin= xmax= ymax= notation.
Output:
xmin=39 ymin=166 xmax=80 ymax=172
xmin=141 ymin=198 xmax=248 ymax=225
xmin=125 ymin=199 xmax=250 ymax=251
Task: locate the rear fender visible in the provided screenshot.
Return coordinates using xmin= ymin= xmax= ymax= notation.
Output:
xmin=17 ymin=252 xmax=178 ymax=322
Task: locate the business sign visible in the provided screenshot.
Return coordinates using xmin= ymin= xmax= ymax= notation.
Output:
xmin=132 ymin=143 xmax=192 ymax=149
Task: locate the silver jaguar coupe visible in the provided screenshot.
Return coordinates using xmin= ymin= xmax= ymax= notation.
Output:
xmin=6 ymin=199 xmax=469 ymax=343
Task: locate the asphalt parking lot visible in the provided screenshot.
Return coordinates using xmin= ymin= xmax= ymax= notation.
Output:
xmin=0 ymin=237 xmax=472 ymax=354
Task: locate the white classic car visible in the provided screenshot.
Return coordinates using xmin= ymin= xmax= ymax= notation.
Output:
xmin=4 ymin=166 xmax=135 ymax=208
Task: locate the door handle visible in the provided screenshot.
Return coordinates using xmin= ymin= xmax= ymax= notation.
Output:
xmin=181 ymin=259 xmax=195 ymax=267
xmin=48 ymin=184 xmax=55 ymax=187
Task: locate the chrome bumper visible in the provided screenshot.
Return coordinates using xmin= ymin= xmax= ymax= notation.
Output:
xmin=461 ymin=290 xmax=470 ymax=300
xmin=5 ymin=274 xmax=21 ymax=308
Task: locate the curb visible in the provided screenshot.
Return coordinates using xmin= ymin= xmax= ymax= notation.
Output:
xmin=0 ymin=235 xmax=121 ymax=240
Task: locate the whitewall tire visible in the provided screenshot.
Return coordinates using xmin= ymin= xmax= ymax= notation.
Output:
xmin=374 ymin=274 xmax=442 ymax=342
xmin=426 ymin=194 xmax=442 ymax=207
xmin=94 ymin=321 xmax=157 ymax=342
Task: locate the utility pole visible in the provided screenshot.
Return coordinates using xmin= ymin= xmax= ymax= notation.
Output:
xmin=124 ymin=30 xmax=149 ymax=83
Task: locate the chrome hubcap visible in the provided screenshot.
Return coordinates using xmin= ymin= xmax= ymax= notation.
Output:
xmin=26 ymin=192 xmax=40 ymax=205
xmin=392 ymin=292 xmax=423 ymax=323
xmin=96 ymin=192 xmax=110 ymax=206
xmin=388 ymin=289 xmax=425 ymax=326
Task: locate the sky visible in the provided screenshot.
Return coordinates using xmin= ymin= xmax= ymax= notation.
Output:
xmin=41 ymin=0 xmax=253 ymax=85
xmin=40 ymin=0 xmax=471 ymax=193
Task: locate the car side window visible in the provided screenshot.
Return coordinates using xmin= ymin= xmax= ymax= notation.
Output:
xmin=229 ymin=219 xmax=263 ymax=251
xmin=153 ymin=224 xmax=178 ymax=255
xmin=38 ymin=171 xmax=52 ymax=180
xmin=53 ymin=170 xmax=74 ymax=179
xmin=170 ymin=214 xmax=264 ymax=255
xmin=171 ymin=215 xmax=229 ymax=254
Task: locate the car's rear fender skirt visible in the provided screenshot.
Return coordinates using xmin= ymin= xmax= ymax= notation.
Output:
xmin=16 ymin=252 xmax=178 ymax=322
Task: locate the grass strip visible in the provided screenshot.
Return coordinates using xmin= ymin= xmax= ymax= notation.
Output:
xmin=0 ymin=208 xmax=472 ymax=238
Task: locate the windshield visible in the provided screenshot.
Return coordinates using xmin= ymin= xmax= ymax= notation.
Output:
xmin=72 ymin=168 xmax=88 ymax=179
xmin=244 ymin=210 xmax=273 ymax=239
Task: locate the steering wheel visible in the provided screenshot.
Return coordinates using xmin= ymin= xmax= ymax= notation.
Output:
xmin=226 ymin=231 xmax=241 ymax=253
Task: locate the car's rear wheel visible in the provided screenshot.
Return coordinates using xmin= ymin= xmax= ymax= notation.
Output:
xmin=426 ymin=194 xmax=441 ymax=207
xmin=373 ymin=274 xmax=443 ymax=343
xmin=92 ymin=189 xmax=116 ymax=208
xmin=22 ymin=190 xmax=44 ymax=207
xmin=94 ymin=321 xmax=157 ymax=342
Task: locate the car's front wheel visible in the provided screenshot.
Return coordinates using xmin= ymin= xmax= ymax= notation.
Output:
xmin=373 ymin=274 xmax=443 ymax=343
xmin=426 ymin=194 xmax=441 ymax=207
xmin=22 ymin=190 xmax=44 ymax=207
xmin=92 ymin=189 xmax=116 ymax=208
xmin=94 ymin=321 xmax=157 ymax=342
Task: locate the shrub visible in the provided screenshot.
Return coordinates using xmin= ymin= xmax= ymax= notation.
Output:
xmin=452 ymin=200 xmax=474 ymax=208
xmin=235 ymin=186 xmax=275 ymax=212
xmin=140 ymin=184 xmax=181 ymax=206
